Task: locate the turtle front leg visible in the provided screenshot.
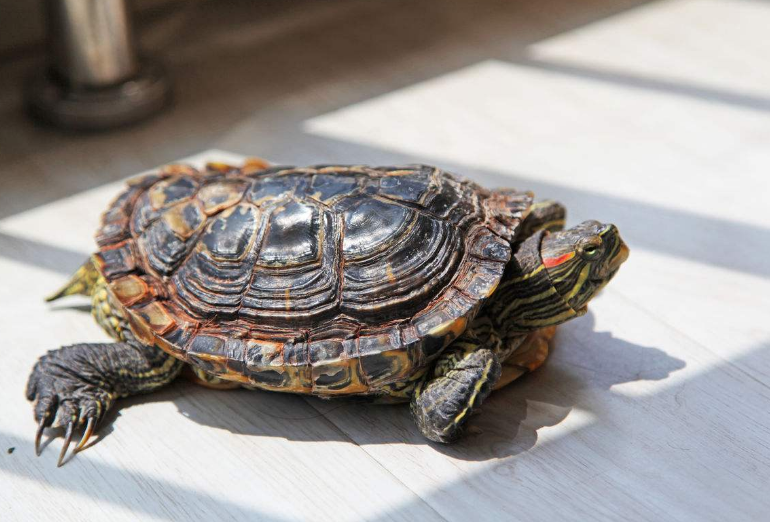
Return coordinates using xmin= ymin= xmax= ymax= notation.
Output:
xmin=410 ymin=329 xmax=502 ymax=443
xmin=26 ymin=341 xmax=182 ymax=466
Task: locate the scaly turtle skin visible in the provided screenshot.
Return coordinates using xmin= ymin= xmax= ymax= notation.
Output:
xmin=27 ymin=160 xmax=628 ymax=465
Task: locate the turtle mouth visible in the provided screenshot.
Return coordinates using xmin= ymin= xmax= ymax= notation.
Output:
xmin=609 ymin=240 xmax=630 ymax=272
xmin=589 ymin=266 xmax=620 ymax=288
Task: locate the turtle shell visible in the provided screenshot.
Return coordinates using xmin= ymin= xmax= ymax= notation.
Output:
xmin=93 ymin=162 xmax=533 ymax=396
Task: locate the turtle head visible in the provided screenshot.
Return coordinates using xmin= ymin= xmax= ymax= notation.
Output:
xmin=540 ymin=220 xmax=629 ymax=314
xmin=494 ymin=220 xmax=628 ymax=333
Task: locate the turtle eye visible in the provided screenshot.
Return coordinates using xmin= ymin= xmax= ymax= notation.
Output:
xmin=578 ymin=238 xmax=603 ymax=260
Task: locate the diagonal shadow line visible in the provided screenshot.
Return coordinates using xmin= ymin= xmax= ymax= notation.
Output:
xmin=464 ymin=163 xmax=770 ymax=278
xmin=283 ymin=132 xmax=770 ymax=279
xmin=0 ymin=0 xmax=654 ymax=220
xmin=1 ymin=136 xmax=766 ymax=281
xmin=511 ymin=56 xmax=770 ymax=113
xmin=0 ymin=232 xmax=90 ymax=275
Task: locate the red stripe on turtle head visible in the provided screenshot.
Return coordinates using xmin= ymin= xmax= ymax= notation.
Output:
xmin=542 ymin=251 xmax=575 ymax=268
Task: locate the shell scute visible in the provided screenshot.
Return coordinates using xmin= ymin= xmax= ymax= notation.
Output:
xmin=97 ymin=185 xmax=144 ymax=247
xmin=311 ymin=359 xmax=367 ymax=394
xmin=172 ymin=251 xmax=249 ymax=317
xmin=133 ymin=301 xmax=176 ymax=335
xmin=141 ymin=217 xmax=192 ymax=275
xmin=109 ymin=274 xmax=150 ymax=306
xmin=155 ymin=325 xmax=194 ymax=357
xmin=187 ymin=334 xmax=228 ymax=375
xmin=310 ymin=173 xmax=361 ymax=203
xmin=161 ymin=199 xmax=206 ymax=240
xmin=148 ymin=175 xmax=199 ymax=210
xmin=338 ymin=195 xmax=413 ymax=259
xmin=197 ymin=179 xmax=248 ymax=214
xmin=378 ymin=166 xmax=434 ymax=203
xmin=341 ymin=212 xmax=460 ymax=319
xmin=258 ymin=200 xmax=320 ymax=266
xmin=245 ymin=338 xmax=313 ymax=392
xmin=96 ymin=241 xmax=137 ymax=279
xmin=454 ymin=259 xmax=506 ymax=301
xmin=199 ymin=203 xmax=260 ymax=261
xmin=358 ymin=327 xmax=411 ymax=387
xmin=411 ymin=288 xmax=479 ymax=359
xmin=468 ymin=228 xmax=511 ymax=263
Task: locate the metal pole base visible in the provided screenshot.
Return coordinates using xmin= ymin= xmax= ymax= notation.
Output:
xmin=26 ymin=61 xmax=171 ymax=131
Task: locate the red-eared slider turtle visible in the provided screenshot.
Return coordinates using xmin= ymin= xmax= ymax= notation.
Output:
xmin=27 ymin=160 xmax=628 ymax=466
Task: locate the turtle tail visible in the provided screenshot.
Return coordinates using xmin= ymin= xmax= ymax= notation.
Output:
xmin=46 ymin=257 xmax=100 ymax=302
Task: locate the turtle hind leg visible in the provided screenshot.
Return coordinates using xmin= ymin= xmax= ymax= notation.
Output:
xmin=410 ymin=334 xmax=502 ymax=443
xmin=26 ymin=341 xmax=183 ymax=466
xmin=46 ymin=257 xmax=100 ymax=302
xmin=184 ymin=365 xmax=241 ymax=390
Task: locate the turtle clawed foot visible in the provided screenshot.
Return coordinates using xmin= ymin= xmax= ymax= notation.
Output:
xmin=27 ymin=348 xmax=113 ymax=466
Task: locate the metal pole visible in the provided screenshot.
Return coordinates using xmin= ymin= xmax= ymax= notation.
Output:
xmin=47 ymin=0 xmax=139 ymax=86
xmin=26 ymin=0 xmax=171 ymax=131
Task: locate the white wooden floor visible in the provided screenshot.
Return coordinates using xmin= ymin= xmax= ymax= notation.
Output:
xmin=2 ymin=0 xmax=770 ymax=520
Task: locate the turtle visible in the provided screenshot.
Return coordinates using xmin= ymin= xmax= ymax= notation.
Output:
xmin=26 ymin=160 xmax=629 ymax=466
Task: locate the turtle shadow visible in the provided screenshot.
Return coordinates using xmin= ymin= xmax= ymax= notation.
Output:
xmin=432 ymin=310 xmax=686 ymax=461
xmin=168 ymin=310 xmax=685 ymax=460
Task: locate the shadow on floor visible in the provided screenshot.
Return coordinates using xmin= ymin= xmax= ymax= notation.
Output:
xmin=24 ymin=302 xmax=684 ymax=463
xmin=437 ymin=311 xmax=686 ymax=461
xmin=11 ymin=340 xmax=770 ymax=521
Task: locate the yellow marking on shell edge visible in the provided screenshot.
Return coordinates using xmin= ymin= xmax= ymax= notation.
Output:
xmin=284 ymin=288 xmax=291 ymax=311
xmin=451 ymin=356 xmax=495 ymax=426
xmin=242 ymin=157 xmax=271 ymax=171
xmin=191 ymin=352 xmax=228 ymax=363
xmin=484 ymin=279 xmax=500 ymax=298
xmin=206 ymin=162 xmax=235 ymax=172
xmin=428 ymin=316 xmax=467 ymax=338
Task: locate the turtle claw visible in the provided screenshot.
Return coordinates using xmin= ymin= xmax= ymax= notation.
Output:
xmin=75 ymin=417 xmax=96 ymax=453
xmin=27 ymin=345 xmax=116 ymax=467
xmin=34 ymin=419 xmax=46 ymax=456
xmin=57 ymin=422 xmax=75 ymax=467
